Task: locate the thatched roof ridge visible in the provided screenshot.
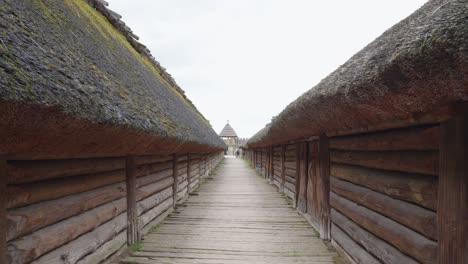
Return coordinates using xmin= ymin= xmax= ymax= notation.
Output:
xmin=248 ymin=0 xmax=468 ymax=147
xmin=0 ymin=0 xmax=226 ymax=156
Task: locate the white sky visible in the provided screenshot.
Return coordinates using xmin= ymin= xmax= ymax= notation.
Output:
xmin=109 ymin=0 xmax=427 ymax=138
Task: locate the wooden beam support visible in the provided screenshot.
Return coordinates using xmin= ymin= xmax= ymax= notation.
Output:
xmin=318 ymin=134 xmax=330 ymax=240
xmin=0 ymin=158 xmax=6 ymax=264
xmin=281 ymin=145 xmax=286 ymax=191
xmin=296 ymin=142 xmax=308 ymax=212
xmin=187 ymin=154 xmax=191 ymax=191
xmin=125 ymin=156 xmax=139 ymax=245
xmin=438 ymin=103 xmax=468 ymax=264
xmin=172 ymin=154 xmax=178 ymax=208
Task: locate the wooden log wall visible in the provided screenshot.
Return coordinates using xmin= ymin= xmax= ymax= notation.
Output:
xmin=329 ymin=125 xmax=439 ymax=264
xmin=272 ymin=146 xmax=282 ymax=190
xmin=283 ymin=143 xmax=298 ymax=204
xmin=4 ymin=152 xmax=224 ymax=264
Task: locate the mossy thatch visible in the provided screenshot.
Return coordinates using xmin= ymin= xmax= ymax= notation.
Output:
xmin=248 ymin=0 xmax=467 ymax=147
xmin=0 ymin=0 xmax=226 ymax=153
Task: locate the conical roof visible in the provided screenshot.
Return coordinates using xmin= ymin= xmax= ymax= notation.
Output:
xmin=219 ymin=123 xmax=238 ymax=137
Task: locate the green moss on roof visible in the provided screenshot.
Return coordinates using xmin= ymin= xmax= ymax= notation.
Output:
xmin=0 ymin=0 xmax=226 ymax=149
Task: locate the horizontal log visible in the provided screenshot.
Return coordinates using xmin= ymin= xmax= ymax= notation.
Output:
xmin=176 ymin=155 xmax=188 ymax=162
xmin=141 ymin=206 xmax=173 ymax=236
xmin=331 ymin=163 xmax=437 ymax=210
xmin=331 ymin=150 xmax=438 ymax=175
xmin=139 ymin=197 xmax=173 ymax=228
xmin=285 ymin=144 xmax=296 ymax=151
xmin=330 ymin=125 xmax=439 ymax=151
xmin=284 ymin=161 xmax=296 ymax=170
xmin=177 ymin=167 xmax=187 ymax=175
xmin=331 ymin=223 xmax=381 ymax=264
xmin=7 ymin=169 xmax=125 ymax=209
xmin=178 ymin=179 xmax=188 ymax=191
xmin=138 ymin=177 xmax=173 ymax=202
xmin=7 ymin=198 xmax=126 ymax=264
xmin=331 ymin=177 xmax=437 ymax=240
xmin=332 ymin=209 xmax=418 ymax=264
xmin=331 ymin=192 xmax=437 ymax=263
xmin=7 ymin=181 xmax=125 ymax=241
xmin=137 ymin=187 xmax=172 ymax=216
xmin=134 ymin=155 xmax=172 ymax=166
xmin=189 ymin=168 xmax=199 ymax=177
xmin=284 ymin=187 xmax=295 ymax=201
xmin=177 ymin=187 xmax=187 ymax=201
xmin=273 ymin=164 xmax=281 ymax=171
xmin=284 ymin=182 xmax=295 ymax=192
xmin=284 ymin=168 xmax=296 ymax=178
xmin=178 ymin=173 xmax=188 ymax=182
xmin=285 ymin=150 xmax=296 ymax=157
xmin=285 ymin=175 xmax=295 ymax=184
xmin=189 ymin=180 xmax=199 ymax=191
xmin=137 ymin=168 xmax=172 ymax=187
xmin=136 ymin=161 xmax=172 ymax=177
xmin=75 ymin=230 xmax=126 ymax=264
xmin=273 ymin=180 xmax=281 ymax=189
xmin=33 ymin=213 xmax=126 ymax=264
xmin=7 ymin=157 xmax=125 ymax=184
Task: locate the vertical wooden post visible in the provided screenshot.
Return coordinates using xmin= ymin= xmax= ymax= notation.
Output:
xmin=269 ymin=146 xmax=274 ymax=183
xmin=172 ymin=154 xmax=178 ymax=208
xmin=0 ymin=158 xmax=7 ymax=264
xmin=281 ymin=145 xmax=286 ymax=192
xmin=187 ymin=154 xmax=191 ymax=192
xmin=318 ymin=134 xmax=330 ymax=240
xmin=438 ymin=104 xmax=468 ymax=264
xmin=126 ymin=156 xmax=139 ymax=245
xmin=296 ymin=142 xmax=308 ymax=211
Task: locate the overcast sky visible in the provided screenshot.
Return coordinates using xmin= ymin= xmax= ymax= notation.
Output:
xmin=109 ymin=0 xmax=426 ymax=138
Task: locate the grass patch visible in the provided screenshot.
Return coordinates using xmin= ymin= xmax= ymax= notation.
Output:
xmin=130 ymin=242 xmax=143 ymax=252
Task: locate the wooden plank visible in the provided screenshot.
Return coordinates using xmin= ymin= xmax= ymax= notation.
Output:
xmin=331 ymin=176 xmax=437 ymax=240
xmin=330 ymin=125 xmax=439 ymax=151
xmin=331 ymin=192 xmax=437 ymax=263
xmin=332 ymin=209 xmax=419 ymax=264
xmin=318 ymin=134 xmax=330 ymax=240
xmin=331 ymin=163 xmax=437 ymax=210
xmin=126 ymin=156 xmax=139 ymax=245
xmin=331 ymin=149 xmax=438 ymax=176
xmin=0 ymin=158 xmax=6 ymax=264
xmin=124 ymin=157 xmax=341 ymax=264
xmin=438 ymin=104 xmax=468 ymax=264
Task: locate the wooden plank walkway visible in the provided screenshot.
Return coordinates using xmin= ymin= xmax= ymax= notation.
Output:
xmin=122 ymin=157 xmax=342 ymax=264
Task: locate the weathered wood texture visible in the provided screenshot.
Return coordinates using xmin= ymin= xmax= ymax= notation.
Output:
xmin=331 ymin=192 xmax=437 ymax=263
xmin=123 ymin=157 xmax=342 ymax=264
xmin=5 ymin=152 xmax=223 ymax=264
xmin=331 ymin=176 xmax=437 ymax=240
xmin=329 ymin=125 xmax=439 ymax=264
xmin=332 ymin=209 xmax=418 ymax=264
xmin=126 ymin=156 xmax=139 ymax=245
xmin=330 ymin=125 xmax=439 ymax=151
xmin=331 ymin=163 xmax=437 ymax=210
xmin=438 ymin=107 xmax=468 ymax=264
xmin=0 ymin=159 xmax=6 ymax=264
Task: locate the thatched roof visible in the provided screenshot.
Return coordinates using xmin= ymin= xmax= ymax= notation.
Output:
xmin=248 ymin=0 xmax=468 ymax=148
xmin=0 ymin=0 xmax=226 ymax=157
xmin=219 ymin=123 xmax=238 ymax=138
